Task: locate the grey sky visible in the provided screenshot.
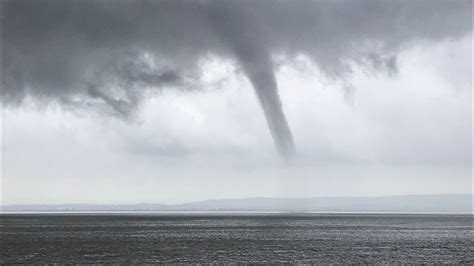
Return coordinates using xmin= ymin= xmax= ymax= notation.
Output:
xmin=1 ymin=0 xmax=472 ymax=204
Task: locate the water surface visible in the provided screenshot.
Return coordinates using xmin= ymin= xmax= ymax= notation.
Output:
xmin=1 ymin=213 xmax=472 ymax=263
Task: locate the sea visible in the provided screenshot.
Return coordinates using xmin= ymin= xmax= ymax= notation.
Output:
xmin=1 ymin=213 xmax=472 ymax=264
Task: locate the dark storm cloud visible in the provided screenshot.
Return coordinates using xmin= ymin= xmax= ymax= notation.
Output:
xmin=1 ymin=0 xmax=471 ymax=157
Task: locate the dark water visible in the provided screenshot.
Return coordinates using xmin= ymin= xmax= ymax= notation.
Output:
xmin=1 ymin=213 xmax=472 ymax=264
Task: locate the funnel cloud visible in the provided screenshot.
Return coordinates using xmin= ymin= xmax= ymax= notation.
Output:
xmin=1 ymin=0 xmax=471 ymax=157
xmin=207 ymin=3 xmax=295 ymax=157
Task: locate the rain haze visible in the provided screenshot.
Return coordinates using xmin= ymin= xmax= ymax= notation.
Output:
xmin=1 ymin=0 xmax=472 ymax=205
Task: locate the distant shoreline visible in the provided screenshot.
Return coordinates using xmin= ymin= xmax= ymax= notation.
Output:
xmin=2 ymin=194 xmax=472 ymax=213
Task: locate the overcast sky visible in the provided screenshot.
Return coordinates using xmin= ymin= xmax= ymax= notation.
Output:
xmin=1 ymin=0 xmax=472 ymax=204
